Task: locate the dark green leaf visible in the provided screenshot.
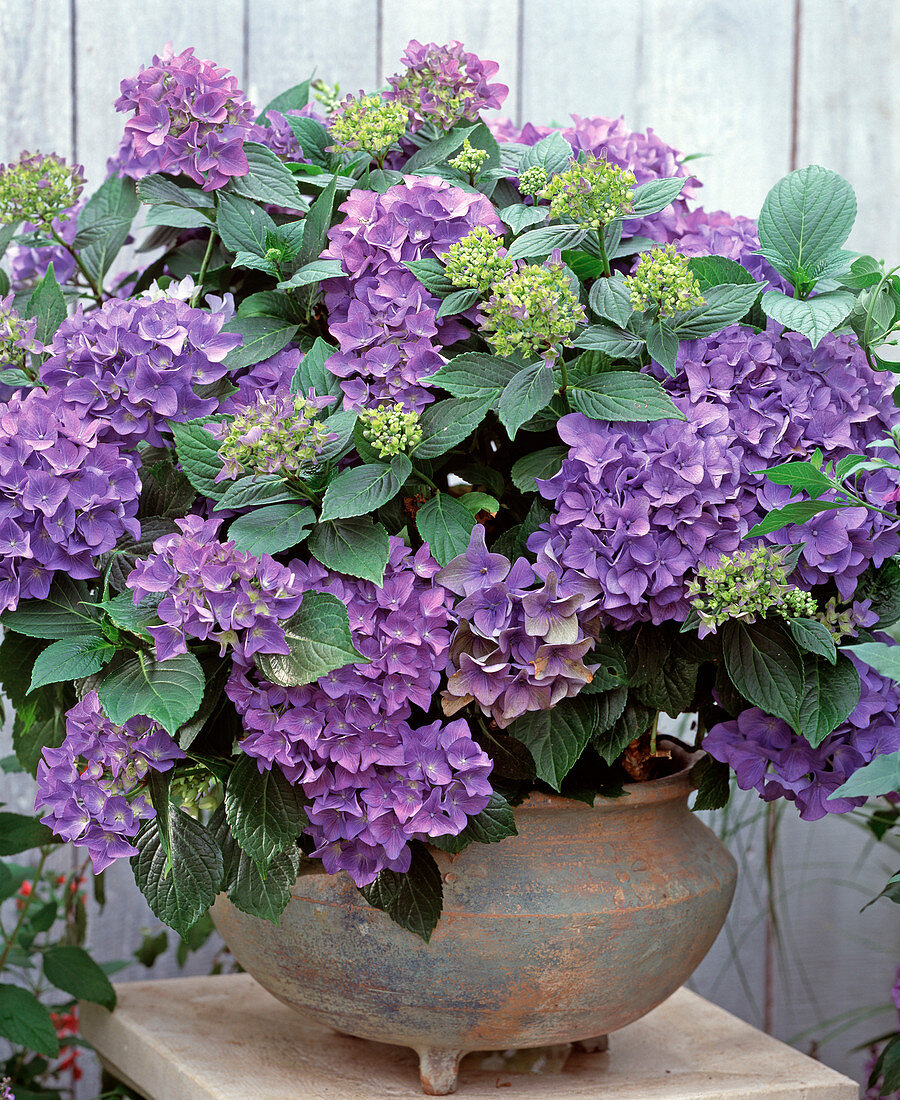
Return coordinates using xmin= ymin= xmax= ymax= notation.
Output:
xmin=138 ymin=457 xmax=197 ymax=519
xmin=691 ymin=755 xmax=731 ymax=811
xmin=137 ymin=175 xmax=214 ymax=209
xmin=222 ymin=315 xmax=299 ymax=372
xmin=673 ymin=283 xmax=765 ymax=339
xmin=592 ymin=685 xmax=629 ymax=736
xmin=630 ymin=177 xmax=686 ymax=216
xmin=225 ymin=754 xmax=307 ymax=872
xmin=589 ymin=272 xmax=633 ymax=327
xmin=722 ymin=620 xmax=804 ymax=732
xmin=511 ymin=446 xmax=567 ymax=493
xmin=99 ymin=593 xmax=161 ymax=642
xmin=427 ymin=353 xmax=518 ymax=399
xmin=308 ymin=517 xmax=390 ymax=584
xmin=688 ymin=254 xmax=758 ymax=290
xmin=297 ymin=173 xmax=338 ymax=267
xmin=634 ymin=654 xmax=699 ymax=717
xmin=856 ymin=560 xmax=900 ymax=629
xmin=168 ymin=421 xmax=224 ymax=497
xmin=0 ymin=983 xmax=59 ymax=1057
xmin=747 ymin=499 xmax=847 ymax=537
xmin=402 ymin=257 xmax=455 ymax=296
xmin=435 ymin=286 xmax=480 ymax=319
xmin=498 ymin=361 xmax=555 ymax=439
xmin=214 ymin=475 xmax=306 ymax=512
xmin=645 ymin=320 xmax=679 ymax=374
xmin=404 ymin=125 xmax=477 ymax=173
xmin=320 ymin=455 xmax=411 ymax=521
xmin=284 ymin=116 xmax=331 ymax=167
xmin=415 ymin=494 xmax=476 ymax=567
xmin=28 ymin=634 xmax=114 ymax=693
xmin=42 ymin=944 xmax=117 ymax=1009
xmin=761 ymin=288 xmax=855 ymax=348
xmin=593 ymin=698 xmax=654 ymax=765
xmin=570 ymin=371 xmax=685 ymax=423
xmin=430 ymin=791 xmax=517 ymax=853
xmin=507 ymin=223 xmax=588 ymax=261
xmin=360 ymin=841 xmax=442 ymax=942
xmin=799 ymin=653 xmax=860 ymax=746
xmin=572 ymin=322 xmax=644 ymax=358
xmin=216 ymin=192 xmax=276 ymax=256
xmin=227 ymin=501 xmax=315 ymax=556
xmin=143 ymin=205 xmax=212 ymax=230
xmin=763 ymin=458 xmax=834 ymax=498
xmin=412 ymin=397 xmax=492 ymax=459
xmin=212 ymin=805 xmax=299 ymax=923
xmin=13 ymin=681 xmax=72 ymax=775
xmin=230 ymin=143 xmax=306 ymax=209
xmin=27 ymin=263 xmax=66 ymax=343
xmin=2 ymin=576 xmax=96 ymax=640
xmin=98 ymin=651 xmax=205 ymax=735
xmin=289 ymin=336 xmax=342 ymax=398
xmin=277 ymin=257 xmax=344 ymax=289
xmin=789 ymin=617 xmax=837 ymax=662
xmin=0 ymin=811 xmax=57 ymax=855
xmin=509 ymin=696 xmax=597 ymax=790
xmin=104 ymin=517 xmax=178 ymax=593
xmin=255 ymin=590 xmax=364 ymax=688
xmin=78 ymin=176 xmax=140 ymax=282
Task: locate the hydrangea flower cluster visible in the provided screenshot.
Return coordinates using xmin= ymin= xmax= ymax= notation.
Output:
xmin=687 ymin=545 xmax=816 ymax=637
xmin=437 ymin=527 xmax=595 ymax=727
xmin=219 ymin=346 xmax=302 ymax=414
xmin=0 ymin=387 xmax=141 ymax=609
xmin=111 ymin=45 xmax=256 ymax=190
xmin=321 ymin=176 xmax=503 ymax=411
xmin=258 ymin=109 xmax=307 ymax=162
xmin=626 ymin=243 xmax=705 ymax=316
xmin=228 ymin=539 xmax=492 ymax=884
xmin=529 ymin=404 xmax=747 ymax=629
xmin=0 ymin=151 xmax=84 ymax=225
xmin=126 ymin=516 xmax=304 ymax=662
xmin=539 ymin=154 xmax=636 ymax=228
xmin=448 ymin=138 xmax=490 ymax=180
xmin=478 ymin=259 xmax=585 ymax=360
xmin=213 ymin=391 xmax=336 ymax=480
xmin=442 ymin=226 xmax=512 ymax=292
xmin=40 ymin=294 xmax=241 ymax=447
xmin=34 ymin=692 xmax=184 ymax=872
xmin=358 ymin=402 xmax=422 ymax=458
xmin=385 ymin=40 xmax=508 ymax=132
xmin=518 ymin=165 xmax=549 ymax=198
xmin=329 ymin=92 xmax=408 ymax=163
xmin=816 ymin=595 xmax=878 ymax=642
xmin=704 ymin=635 xmax=900 ymax=820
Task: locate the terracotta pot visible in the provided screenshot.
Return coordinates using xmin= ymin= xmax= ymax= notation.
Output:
xmin=212 ymin=755 xmax=736 ymax=1095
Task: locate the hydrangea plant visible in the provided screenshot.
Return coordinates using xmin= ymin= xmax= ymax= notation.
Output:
xmin=2 ymin=41 xmax=900 ymax=951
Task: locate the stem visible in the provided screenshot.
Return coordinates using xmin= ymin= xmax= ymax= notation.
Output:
xmin=595 ymin=226 xmax=611 ymax=278
xmin=49 ymin=227 xmax=104 ymax=305
xmin=0 ymin=847 xmax=51 ymax=972
xmin=191 ymin=227 xmax=219 ymax=307
xmin=287 ymin=475 xmax=322 ymax=506
xmin=558 ymin=357 xmax=568 ymax=395
xmin=649 ymin=710 xmax=660 ymax=755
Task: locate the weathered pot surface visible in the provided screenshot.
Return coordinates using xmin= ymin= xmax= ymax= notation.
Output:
xmin=212 ymin=751 xmax=736 ymax=1094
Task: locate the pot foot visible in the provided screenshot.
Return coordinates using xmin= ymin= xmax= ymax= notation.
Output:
xmin=574 ymin=1034 xmax=609 ymax=1053
xmin=417 ymin=1048 xmax=462 ymax=1095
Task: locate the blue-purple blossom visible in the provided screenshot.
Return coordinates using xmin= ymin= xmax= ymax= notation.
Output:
xmin=40 ymin=294 xmax=241 ymax=447
xmin=219 ymin=346 xmax=302 ymax=414
xmin=321 ymin=176 xmax=503 ymax=411
xmin=35 ymin=691 xmax=184 ymax=872
xmin=0 ymin=387 xmax=141 ymax=609
xmin=126 ymin=515 xmax=304 ymax=663
xmin=703 ymin=635 xmax=900 ymax=820
xmin=438 ymin=526 xmax=595 ymax=727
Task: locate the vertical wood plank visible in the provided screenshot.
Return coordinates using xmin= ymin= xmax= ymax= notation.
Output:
xmin=246 ymin=0 xmax=378 ymax=114
xmin=0 ymin=0 xmax=74 ymax=160
xmin=796 ymin=0 xmax=899 ymax=259
xmin=380 ymin=0 xmax=521 ymax=125
xmin=74 ymin=0 xmax=247 ymax=189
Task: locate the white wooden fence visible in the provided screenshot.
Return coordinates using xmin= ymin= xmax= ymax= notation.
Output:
xmin=0 ymin=0 xmax=898 ymax=1092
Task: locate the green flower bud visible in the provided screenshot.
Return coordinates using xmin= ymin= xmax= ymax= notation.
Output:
xmin=217 ymin=393 xmax=336 ymax=480
xmin=539 ymin=154 xmax=635 ymax=228
xmin=329 ymin=93 xmax=408 ymax=161
xmin=312 ymin=78 xmax=342 ymax=118
xmin=0 ymin=151 xmax=84 ymax=226
xmin=448 ymin=138 xmax=490 ymax=179
xmin=478 ymin=261 xmax=586 ymax=360
xmin=358 ymin=402 xmax=422 ymax=458
xmin=518 ymin=165 xmax=549 ymax=198
xmin=625 ymin=243 xmax=704 ymax=318
xmin=442 ymin=226 xmax=513 ymax=293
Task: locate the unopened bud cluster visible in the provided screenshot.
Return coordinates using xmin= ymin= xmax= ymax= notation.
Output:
xmin=449 ymin=138 xmax=490 ymax=179
xmin=626 ymin=243 xmax=704 ymax=317
xmin=539 ymin=155 xmax=635 ymax=228
xmin=518 ymin=165 xmax=549 ymax=198
xmin=217 ymin=393 xmax=336 ymax=480
xmin=0 ymin=293 xmax=42 ymax=369
xmin=688 ymin=546 xmax=817 ymax=634
xmin=815 ymin=595 xmax=878 ymax=643
xmin=171 ymin=771 xmax=223 ymax=819
xmin=442 ymin=226 xmax=512 ymax=292
xmin=329 ymin=93 xmax=408 ymax=160
xmin=478 ymin=261 xmax=586 ymax=360
xmin=312 ymin=78 xmax=342 ymax=117
xmin=359 ymin=402 xmax=422 ymax=458
xmin=0 ymin=151 xmax=84 ymax=226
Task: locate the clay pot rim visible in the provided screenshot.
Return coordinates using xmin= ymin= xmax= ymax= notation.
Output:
xmin=517 ymin=742 xmax=701 ymax=813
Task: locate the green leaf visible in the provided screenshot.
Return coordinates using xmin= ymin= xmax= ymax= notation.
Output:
xmin=254 ymin=591 xmax=364 ymax=688
xmin=760 ymin=289 xmax=856 ymax=348
xmin=104 ymin=517 xmax=178 ymax=593
xmin=499 ymin=203 xmax=548 ymax=234
xmin=593 ymin=698 xmax=654 ymax=765
xmin=412 ymin=397 xmax=492 ymax=459
xmin=0 ymin=811 xmax=57 ymax=855
xmin=645 ymin=320 xmax=679 ymax=374
xmin=137 ymin=175 xmax=215 ymax=209
xmin=402 ymin=257 xmax=455 ymax=297
xmin=427 ymin=353 xmax=518 ymax=399
xmin=225 ymin=754 xmax=307 ymax=872
xmin=42 ymin=944 xmax=117 ymax=1009
xmin=831 ymin=748 xmax=900 ymax=799
xmin=168 ymin=421 xmax=224 ymax=496
xmin=434 ymin=287 xmax=480 ymax=319
xmin=98 ymin=651 xmax=205 ymax=735
xmin=0 ymin=983 xmax=59 ymax=1057
xmin=78 ymin=176 xmax=140 ymax=282
xmin=856 ymin=560 xmax=900 ymax=629
xmin=506 ymin=223 xmax=588 ymax=261
xmin=230 ymin=142 xmax=306 ymax=209
xmin=290 ymin=336 xmax=342 ymax=398
xmin=722 ymin=620 xmax=804 ymax=732
xmin=589 ymin=272 xmax=633 ymax=327
xmin=747 ymin=499 xmax=847 ymax=537
xmin=139 ymin=456 xmax=198 ymax=519
xmin=763 ymin=457 xmax=834 ymax=498
xmin=216 ymin=192 xmax=276 ymax=256
xmin=13 ymin=682 xmax=72 ymax=775
xmin=297 ymin=172 xmax=337 ymax=267
xmin=277 ymin=257 xmax=344 ymax=289
xmin=843 ymin=641 xmax=900 ymax=683
xmin=308 ymin=517 xmax=390 ymax=584
xmin=691 ymin=756 xmax=732 ymax=811
xmin=429 ymin=790 xmax=517 ymax=853
xmin=458 ymin=491 xmax=499 ymax=516
xmin=498 ymin=361 xmax=555 ymax=439
xmin=757 ymin=165 xmax=857 ymax=279
xmin=143 ymin=204 xmax=212 ymax=230
xmin=320 ymin=455 xmax=411 ymax=521
xmin=359 ymin=841 xmax=442 ymax=942
xmin=227 ymin=501 xmax=315 ymax=556
xmin=789 ymin=617 xmax=837 ymax=663
xmin=28 ymin=634 xmax=114 ymax=693
xmin=222 ymin=315 xmax=299 ymax=372
xmin=799 ymin=653 xmax=860 ymax=746
xmin=27 ymin=263 xmax=66 ymax=343
xmin=570 ymin=371 xmax=685 ymax=423
xmin=99 ymin=593 xmax=161 ymax=642
xmin=214 ymin=475 xmax=306 ymax=512
xmin=634 ymin=653 xmax=699 ymax=717
xmin=509 ymin=696 xmax=597 ymax=790
xmin=404 ymin=125 xmax=477 ymax=173
xmin=592 ymin=685 xmax=629 ymax=736
xmin=688 ymin=254 xmax=759 ymax=290
xmin=511 ymin=445 xmax=567 ymax=493
xmin=212 ymin=805 xmax=299 ymax=923
xmin=284 ymin=116 xmax=331 ymax=167
xmin=520 ymin=130 xmax=573 ymax=176
xmin=2 ymin=576 xmax=97 ymax=639
xmin=415 ymin=493 xmax=476 ymax=567
xmin=131 ymin=811 xmax=223 ymax=938
xmin=629 ymin=177 xmax=686 ymax=217
xmin=572 ymin=323 xmax=644 ymax=358
xmin=256 ymin=80 xmax=310 ymax=123
xmin=673 ymin=283 xmax=765 ymax=339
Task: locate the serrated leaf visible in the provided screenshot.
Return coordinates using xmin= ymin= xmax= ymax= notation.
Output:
xmin=572 ymin=322 xmax=644 ymax=358
xmin=688 ymin=254 xmax=758 ymax=290
xmin=98 ymin=651 xmax=204 ymax=735
xmin=843 ymin=641 xmax=900 ymax=684
xmin=645 ymin=320 xmax=679 ymax=374
xmin=28 ymin=634 xmax=114 ymax=692
xmin=691 ymin=755 xmax=732 ymax=811
xmin=320 ymin=455 xmax=410 ymax=521
xmin=285 ymin=116 xmax=331 ymax=167
xmin=831 ymin=749 xmax=900 ymax=800
xmin=761 ymin=289 xmax=855 ymax=348
xmin=435 ymin=286 xmax=480 ymax=319
xmin=143 ymin=204 xmax=212 ymax=230
xmin=0 ymin=811 xmax=57 ymax=855
xmin=589 ymin=272 xmax=633 ymax=327
xmin=222 ymin=315 xmax=299 ymax=372
xmin=105 ymin=516 xmax=179 ymax=592
xmin=520 ymin=130 xmax=573 ymax=176
xmin=506 ymin=223 xmax=588 ymax=261
xmin=277 ymin=258 xmax=344 ymax=289
xmin=427 ymin=353 xmax=518 ymax=399
xmin=255 ymin=590 xmax=364 ymax=688
xmin=131 ymin=811 xmax=223 ymax=937
xmin=763 ymin=458 xmax=834 ymax=498
xmin=415 ymin=494 xmax=476 ymax=567
xmin=290 ymin=336 xmax=342 ymax=398
xmin=168 ymin=421 xmax=224 ymax=497
xmin=673 ymin=282 xmax=765 ymax=339
xmin=412 ymin=397 xmax=492 ymax=459
xmin=230 ymin=142 xmax=306 ymax=209
xmin=360 ymin=841 xmax=442 ymax=942
xmin=799 ymin=652 xmax=860 ymax=746
xmin=856 ymin=560 xmax=900 ymax=629
xmin=0 ymin=983 xmax=59 ymax=1057
xmin=227 ymin=501 xmax=315 ymax=556
xmin=593 ymin=698 xmax=654 ymax=765
xmin=2 ymin=576 xmax=97 ymax=639
xmin=216 ymin=192 xmax=276 ymax=256
xmin=509 ymin=696 xmax=597 ymax=790
xmin=27 ymin=263 xmax=66 ymax=343
xmin=592 ymin=685 xmax=629 ymax=736
xmin=212 ymin=805 xmax=299 ymax=923
xmin=722 ymin=620 xmax=804 ymax=732
xmin=77 ymin=176 xmax=140 ymax=282
xmin=308 ymin=517 xmax=390 ymax=584
xmin=213 ymin=475 xmax=306 ymax=512
xmin=511 ymin=445 xmax=568 ymax=493
xmin=404 ymin=125 xmax=477 ymax=173
xmin=499 ymin=203 xmax=548 ymax=234
xmin=430 ymin=790 xmax=517 ymax=853
xmin=498 ymin=361 xmax=555 ymax=439
xmin=402 ymin=257 xmax=455 ymax=296
xmin=225 ymin=754 xmax=307 ymax=872
xmin=630 ymin=177 xmax=686 ymax=216
xmin=570 ymin=371 xmax=685 ymax=423
xmin=789 ymin=617 xmax=837 ymax=662
xmin=747 ymin=499 xmax=847 ymax=537
xmin=42 ymin=944 xmax=117 ymax=1009
xmin=137 ymin=175 xmax=215 ymax=209
xmin=297 ymin=173 xmax=337 ymax=267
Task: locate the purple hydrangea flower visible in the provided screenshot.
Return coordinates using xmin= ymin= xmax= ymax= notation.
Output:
xmin=126 ymin=515 xmax=304 ymax=663
xmin=218 ymin=346 xmax=302 ymax=415
xmin=438 ymin=526 xmax=596 ymax=726
xmin=227 ymin=538 xmax=491 ymax=885
xmin=39 ymin=293 xmax=241 ymax=447
xmin=703 ymin=634 xmax=900 ymax=821
xmin=321 ymin=176 xmax=503 ymax=411
xmin=110 ymin=45 xmax=257 ymax=190
xmin=674 ymin=206 xmax=788 ymax=289
xmin=35 ymin=691 xmax=184 ymax=872
xmin=0 ymin=387 xmax=141 ymax=609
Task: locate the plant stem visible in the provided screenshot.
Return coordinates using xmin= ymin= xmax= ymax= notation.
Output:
xmin=191 ymin=227 xmax=219 ymax=307
xmin=596 ymin=226 xmax=611 ymax=278
xmin=49 ymin=227 xmax=104 ymax=305
xmin=0 ymin=846 xmax=51 ymax=972
xmin=558 ymin=357 xmax=568 ymax=395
